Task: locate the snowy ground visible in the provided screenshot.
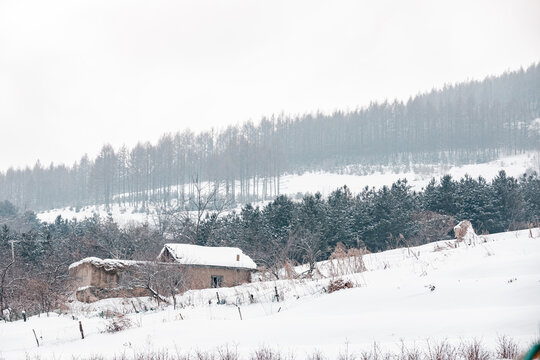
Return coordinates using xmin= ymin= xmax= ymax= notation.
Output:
xmin=1 ymin=228 xmax=539 ymax=360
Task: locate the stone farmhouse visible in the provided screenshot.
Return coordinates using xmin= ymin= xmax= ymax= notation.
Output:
xmin=157 ymin=244 xmax=257 ymax=289
xmin=69 ymin=244 xmax=257 ymax=303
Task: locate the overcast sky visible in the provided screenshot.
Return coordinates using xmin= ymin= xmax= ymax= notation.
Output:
xmin=1 ymin=0 xmax=539 ymax=171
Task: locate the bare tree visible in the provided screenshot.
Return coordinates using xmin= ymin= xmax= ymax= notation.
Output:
xmin=289 ymin=228 xmax=323 ymax=278
xmin=153 ymin=177 xmax=231 ymax=244
xmin=252 ymin=232 xmax=296 ymax=280
xmin=409 ymin=211 xmax=455 ymax=246
xmin=119 ymin=262 xmax=191 ymax=308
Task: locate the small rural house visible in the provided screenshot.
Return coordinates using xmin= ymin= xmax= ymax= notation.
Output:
xmin=69 ymin=244 xmax=257 ymax=303
xmin=68 ymin=257 xmax=151 ymax=302
xmin=157 ymin=243 xmax=257 ymax=289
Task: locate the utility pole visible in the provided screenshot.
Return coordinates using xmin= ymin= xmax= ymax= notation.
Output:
xmin=8 ymin=240 xmax=17 ymax=263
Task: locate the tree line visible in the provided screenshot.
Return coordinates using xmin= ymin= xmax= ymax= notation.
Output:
xmin=1 ymin=171 xmax=538 ymax=315
xmin=1 ymin=64 xmax=539 ymax=211
xmin=192 ymin=171 xmax=539 ymax=272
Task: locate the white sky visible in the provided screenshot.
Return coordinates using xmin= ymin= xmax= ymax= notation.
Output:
xmin=0 ymin=0 xmax=539 ymax=171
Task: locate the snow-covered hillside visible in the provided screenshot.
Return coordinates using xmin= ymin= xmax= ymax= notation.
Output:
xmin=36 ymin=152 xmax=540 ymax=226
xmin=281 ymin=152 xmax=540 ymax=196
xmin=1 ymin=228 xmax=539 ymax=360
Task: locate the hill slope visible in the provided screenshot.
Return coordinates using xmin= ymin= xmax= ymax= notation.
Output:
xmin=1 ymin=228 xmax=539 ymax=359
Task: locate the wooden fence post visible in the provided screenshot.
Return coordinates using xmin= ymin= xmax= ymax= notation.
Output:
xmin=237 ymin=306 xmax=243 ymax=320
xmin=32 ymin=329 xmax=39 ymax=347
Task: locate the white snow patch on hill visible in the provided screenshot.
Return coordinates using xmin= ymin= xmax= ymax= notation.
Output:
xmin=281 ymin=151 xmax=539 ymax=195
xmin=1 ymin=228 xmax=539 ymax=360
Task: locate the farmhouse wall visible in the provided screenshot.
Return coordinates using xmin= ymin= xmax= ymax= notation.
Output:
xmin=68 ymin=262 xmax=120 ymax=290
xmin=157 ymin=247 xmax=254 ymax=289
xmin=69 ymin=260 xmax=254 ymax=302
xmin=184 ymin=265 xmax=253 ymax=290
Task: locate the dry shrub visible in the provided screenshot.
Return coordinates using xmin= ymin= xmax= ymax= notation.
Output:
xmin=22 ymin=338 xmax=527 ymax=360
xmin=306 ymin=350 xmax=326 ymax=360
xmin=250 ymin=347 xmax=283 ymax=360
xmin=330 ymin=242 xmax=348 ymax=259
xmin=329 ymin=243 xmax=366 ymax=277
xmin=397 ymin=341 xmax=422 ymax=360
xmin=496 ymin=335 xmax=520 ymax=359
xmin=217 ymin=345 xmax=240 ymax=360
xmin=358 ymin=349 xmax=374 ymax=360
xmin=459 ymin=339 xmax=490 ymax=360
xmin=425 ymin=340 xmax=457 ymax=360
xmin=327 ymin=279 xmax=353 ymax=293
xmin=102 ymin=309 xmax=125 ymax=319
xmin=347 ymin=248 xmax=367 ymax=273
xmin=433 ymin=243 xmax=445 ymax=252
xmin=283 ymin=261 xmax=299 ymax=280
xmin=103 ymin=315 xmax=133 ymax=333
xmin=116 ymin=352 xmax=179 ymax=360
xmin=195 ymin=350 xmax=215 ymax=360
xmin=357 ymin=342 xmax=394 ymax=360
xmin=339 ymin=341 xmax=357 ymax=360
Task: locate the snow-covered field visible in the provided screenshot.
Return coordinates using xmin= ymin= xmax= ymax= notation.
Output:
xmin=36 ymin=152 xmax=540 ymax=226
xmin=280 ymin=151 xmax=539 ymax=195
xmin=1 ymin=228 xmax=539 ymax=360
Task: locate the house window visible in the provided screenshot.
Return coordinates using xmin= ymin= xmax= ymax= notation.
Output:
xmin=211 ymin=275 xmax=223 ymax=288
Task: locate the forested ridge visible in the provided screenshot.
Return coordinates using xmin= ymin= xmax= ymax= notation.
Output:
xmin=1 ymin=63 xmax=539 ymax=211
xmin=1 ymin=171 xmax=539 ymax=314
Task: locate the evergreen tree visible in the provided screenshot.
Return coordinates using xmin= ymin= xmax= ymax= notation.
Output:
xmin=491 ymin=170 xmax=526 ymax=231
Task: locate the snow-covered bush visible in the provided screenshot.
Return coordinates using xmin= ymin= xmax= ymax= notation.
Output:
xmin=103 ymin=315 xmax=133 ymax=333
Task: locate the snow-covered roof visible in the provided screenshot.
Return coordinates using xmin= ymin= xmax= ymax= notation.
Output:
xmin=159 ymin=244 xmax=257 ymax=270
xmin=68 ymin=257 xmax=142 ymax=271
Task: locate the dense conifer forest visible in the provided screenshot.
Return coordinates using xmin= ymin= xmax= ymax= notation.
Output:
xmin=1 ymin=64 xmax=539 ymax=211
